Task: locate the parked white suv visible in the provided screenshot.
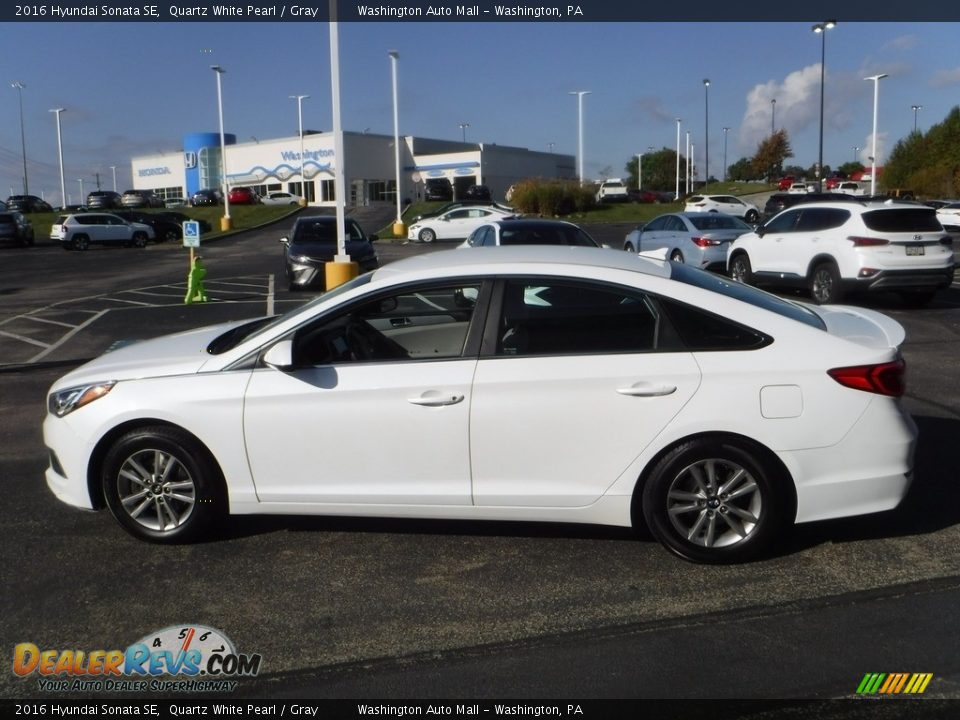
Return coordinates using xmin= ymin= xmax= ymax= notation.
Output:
xmin=727 ymin=202 xmax=954 ymax=305
xmin=51 ymin=213 xmax=155 ymax=251
xmin=684 ymin=195 xmax=761 ymax=224
xmin=595 ymin=179 xmax=628 ymax=203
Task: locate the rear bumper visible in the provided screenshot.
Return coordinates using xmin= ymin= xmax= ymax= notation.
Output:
xmin=848 ymin=266 xmax=955 ymax=292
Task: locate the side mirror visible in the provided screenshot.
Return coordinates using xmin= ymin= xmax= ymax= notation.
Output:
xmin=755 ymin=226 xmax=766 ymax=237
xmin=263 ymin=340 xmax=295 ymax=370
xmin=279 ymin=236 xmax=289 ymax=245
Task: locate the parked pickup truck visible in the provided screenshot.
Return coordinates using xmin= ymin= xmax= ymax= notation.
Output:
xmin=595 ymin=178 xmax=629 ymax=203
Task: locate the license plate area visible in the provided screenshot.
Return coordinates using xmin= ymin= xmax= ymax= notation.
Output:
xmin=905 ymin=244 xmax=925 ymax=256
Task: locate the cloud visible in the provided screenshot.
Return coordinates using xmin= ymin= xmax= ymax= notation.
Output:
xmin=737 ymin=65 xmax=821 ymax=156
xmin=931 ymin=68 xmax=960 ymax=88
xmin=881 ymin=35 xmax=919 ymax=52
xmin=860 ymin=132 xmax=889 ymax=167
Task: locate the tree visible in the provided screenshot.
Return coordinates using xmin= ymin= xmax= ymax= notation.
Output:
xmin=881 ymin=105 xmax=960 ymax=196
xmin=726 ymin=157 xmax=754 ymax=182
xmin=624 ymin=148 xmax=685 ymax=191
xmin=837 ymin=161 xmax=864 ymax=177
xmin=751 ymin=130 xmax=793 ymax=181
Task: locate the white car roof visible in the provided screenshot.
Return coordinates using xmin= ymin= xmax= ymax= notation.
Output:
xmin=371 ymin=246 xmax=673 ymax=282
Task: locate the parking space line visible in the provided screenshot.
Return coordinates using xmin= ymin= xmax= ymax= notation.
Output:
xmin=22 ymin=316 xmax=77 ymax=329
xmin=101 ymin=297 xmax=155 ymax=306
xmin=30 ymin=310 xmax=109 ymax=363
xmin=0 ymin=329 xmax=50 ymax=348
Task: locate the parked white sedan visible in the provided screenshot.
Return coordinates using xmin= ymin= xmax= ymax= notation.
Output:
xmin=261 ymin=191 xmax=305 ymax=206
xmin=44 ymin=246 xmax=916 ymax=563
xmin=407 ymin=206 xmax=514 ymax=243
xmin=684 ymin=195 xmax=760 ymax=224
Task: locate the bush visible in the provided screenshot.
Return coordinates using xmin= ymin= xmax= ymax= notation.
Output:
xmin=508 ymin=178 xmax=594 ymax=216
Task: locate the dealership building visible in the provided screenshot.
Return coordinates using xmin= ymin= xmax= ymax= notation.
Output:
xmin=130 ymin=131 xmax=575 ymax=206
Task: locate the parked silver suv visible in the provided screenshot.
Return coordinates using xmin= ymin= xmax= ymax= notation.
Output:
xmin=50 ymin=213 xmax=155 ymax=250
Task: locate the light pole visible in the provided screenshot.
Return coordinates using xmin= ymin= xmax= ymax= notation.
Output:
xmin=12 ymin=81 xmax=28 ymax=194
xmin=866 ymin=73 xmax=888 ymax=196
xmin=388 ymin=50 xmax=404 ymax=235
xmin=853 ymin=146 xmax=859 ymax=164
xmin=50 ymin=108 xmax=66 ymax=209
xmin=722 ymin=127 xmax=730 ymax=182
xmin=569 ymin=90 xmax=591 ymax=184
xmin=674 ymin=118 xmax=681 ymax=200
xmin=911 ymin=104 xmax=922 ymax=133
xmin=211 ymin=65 xmax=231 ymax=230
xmin=77 ymin=178 xmax=84 ymax=202
xmin=685 ymin=130 xmax=691 ymax=194
xmin=812 ymin=20 xmax=836 ymax=191
xmin=290 ymin=93 xmax=309 ymax=205
xmin=771 ymin=98 xmax=776 ymax=135
xmin=637 ymin=153 xmax=643 ymax=191
xmin=459 ymin=122 xmax=470 ymax=142
xmin=110 ymin=165 xmax=117 ymax=192
xmin=703 ymin=78 xmax=710 ymax=186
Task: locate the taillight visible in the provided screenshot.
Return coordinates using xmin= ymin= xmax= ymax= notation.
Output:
xmin=848 ymin=236 xmax=890 ymax=247
xmin=691 ymin=236 xmax=720 ymax=247
xmin=828 ymin=359 xmax=905 ymax=397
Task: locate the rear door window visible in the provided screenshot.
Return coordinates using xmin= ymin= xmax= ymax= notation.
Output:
xmin=796 ymin=208 xmax=851 ymax=232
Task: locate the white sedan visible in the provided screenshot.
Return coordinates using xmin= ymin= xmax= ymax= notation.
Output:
xmin=407 ymin=206 xmax=514 ymax=243
xmin=261 ymin=191 xmax=304 ymax=206
xmin=684 ymin=194 xmax=761 ymax=224
xmin=43 ymin=246 xmax=916 ymax=563
xmin=935 ymin=202 xmax=960 ymax=229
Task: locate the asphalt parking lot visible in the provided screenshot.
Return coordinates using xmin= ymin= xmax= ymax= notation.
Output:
xmin=2 ymin=217 xmax=960 ymax=703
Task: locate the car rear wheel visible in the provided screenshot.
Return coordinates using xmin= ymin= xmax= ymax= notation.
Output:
xmin=809 ymin=261 xmax=843 ymax=304
xmin=624 ymin=243 xmax=636 ymax=253
xmin=729 ymin=253 xmax=752 ymax=284
xmin=418 ymin=228 xmax=436 ymax=244
xmin=670 ymin=250 xmax=684 ymax=263
xmin=745 ymin=209 xmax=759 ymax=224
xmin=102 ymin=426 xmax=225 ymax=544
xmin=72 ymin=235 xmax=89 ymax=251
xmin=640 ymin=437 xmax=789 ymax=563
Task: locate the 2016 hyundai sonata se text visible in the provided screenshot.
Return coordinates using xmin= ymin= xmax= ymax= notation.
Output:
xmin=43 ymin=247 xmax=916 ymax=563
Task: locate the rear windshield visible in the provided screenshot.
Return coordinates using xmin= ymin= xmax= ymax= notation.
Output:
xmin=862 ymin=208 xmax=941 ymax=232
xmin=670 ymin=263 xmax=825 ymax=331
xmin=688 ymin=215 xmax=750 ymax=231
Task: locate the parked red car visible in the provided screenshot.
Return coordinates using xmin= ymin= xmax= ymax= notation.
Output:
xmin=825 ymin=172 xmax=848 ymax=191
xmin=777 ymin=175 xmax=796 ymax=191
xmin=228 ymin=187 xmax=261 ymax=205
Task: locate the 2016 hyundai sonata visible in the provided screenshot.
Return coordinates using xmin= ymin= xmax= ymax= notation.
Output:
xmin=43 ymin=246 xmax=916 ymax=562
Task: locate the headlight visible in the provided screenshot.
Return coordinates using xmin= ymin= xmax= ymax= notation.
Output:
xmin=48 ymin=382 xmax=116 ymax=418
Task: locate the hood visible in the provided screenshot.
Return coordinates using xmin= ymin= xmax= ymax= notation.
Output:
xmin=809 ymin=304 xmax=907 ymax=350
xmin=50 ymin=320 xmax=250 ymax=390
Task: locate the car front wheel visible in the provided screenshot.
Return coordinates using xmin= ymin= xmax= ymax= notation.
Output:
xmin=418 ymin=228 xmax=436 ymax=243
xmin=132 ymin=232 xmax=148 ymax=248
xmin=640 ymin=437 xmax=789 ymax=563
xmin=729 ymin=253 xmax=752 ymax=284
xmin=102 ymin=426 xmax=225 ymax=543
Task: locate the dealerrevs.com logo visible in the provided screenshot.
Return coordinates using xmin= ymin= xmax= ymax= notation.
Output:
xmin=13 ymin=625 xmax=262 ymax=693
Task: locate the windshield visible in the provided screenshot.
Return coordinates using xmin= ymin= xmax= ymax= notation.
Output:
xmin=670 ymin=263 xmax=825 ymax=330
xmin=206 ymin=273 xmax=374 ymax=354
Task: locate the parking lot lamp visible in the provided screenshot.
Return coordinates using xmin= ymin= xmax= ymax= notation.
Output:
xmin=703 ymin=79 xmax=710 ymax=186
xmin=50 ymin=108 xmax=66 ymax=209
xmin=290 ymin=94 xmax=310 ymax=206
xmin=866 ymin=73 xmax=888 ymax=196
xmin=722 ymin=127 xmax=730 ymax=181
xmin=211 ymin=65 xmax=231 ymax=231
xmin=388 ymin=51 xmax=404 ymax=236
xmin=12 ymin=82 xmax=28 ymax=194
xmin=459 ymin=122 xmax=470 ymax=142
xmin=569 ymin=90 xmax=591 ymax=184
xmin=812 ymin=20 xmax=836 ymax=191
xmin=911 ymin=104 xmax=922 ymax=133
xmin=674 ymin=118 xmax=681 ymax=200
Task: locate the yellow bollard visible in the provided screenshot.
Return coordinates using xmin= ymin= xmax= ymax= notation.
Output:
xmin=392 ymin=220 xmax=406 ymax=238
xmin=325 ymin=260 xmax=359 ymax=290
xmin=219 ymin=216 xmax=232 ymax=232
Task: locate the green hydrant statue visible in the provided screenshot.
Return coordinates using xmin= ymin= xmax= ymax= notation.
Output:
xmin=184 ymin=255 xmax=209 ymax=304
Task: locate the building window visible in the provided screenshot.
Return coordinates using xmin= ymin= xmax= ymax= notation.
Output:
xmin=320 ymin=179 xmax=335 ymax=202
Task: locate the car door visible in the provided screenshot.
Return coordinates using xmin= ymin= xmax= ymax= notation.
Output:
xmin=469 ymin=277 xmax=701 ymax=507
xmin=748 ymin=208 xmax=802 ymax=275
xmin=242 ymin=280 xmax=488 ymax=505
xmin=637 ymin=215 xmax=669 ymax=254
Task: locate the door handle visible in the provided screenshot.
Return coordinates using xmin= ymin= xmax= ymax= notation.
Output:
xmin=616 ymin=383 xmax=677 ymax=397
xmin=408 ymin=392 xmax=465 ymax=407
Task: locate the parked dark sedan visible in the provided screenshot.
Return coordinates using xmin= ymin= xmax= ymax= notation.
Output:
xmin=0 ymin=211 xmax=35 ymax=246
xmin=464 ymin=184 xmax=492 ymax=201
xmin=281 ymin=215 xmax=379 ymax=290
xmin=86 ymin=190 xmax=123 ymax=210
xmin=191 ymin=189 xmax=223 ymax=206
xmin=6 ymin=195 xmax=53 ymax=213
xmin=115 ymin=211 xmax=212 ymax=242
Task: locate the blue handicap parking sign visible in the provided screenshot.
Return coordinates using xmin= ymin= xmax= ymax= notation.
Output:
xmin=182 ymin=220 xmax=201 ymax=248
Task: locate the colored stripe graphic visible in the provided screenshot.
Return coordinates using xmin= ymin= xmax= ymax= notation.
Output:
xmin=857 ymin=673 xmax=932 ymax=694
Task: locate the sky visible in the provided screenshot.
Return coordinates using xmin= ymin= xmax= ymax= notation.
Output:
xmin=2 ymin=19 xmax=959 ymax=204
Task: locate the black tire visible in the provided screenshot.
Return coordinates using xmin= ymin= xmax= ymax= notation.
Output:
xmin=729 ymin=253 xmax=752 ymax=284
xmin=670 ymin=249 xmax=684 ymax=263
xmin=640 ymin=437 xmax=790 ymax=563
xmin=101 ymin=426 xmax=225 ymax=544
xmin=163 ymin=228 xmax=179 ymax=242
xmin=72 ymin=235 xmax=89 ymax=251
xmin=624 ymin=243 xmax=636 ymax=253
xmin=132 ymin=232 xmax=148 ymax=248
xmin=809 ymin=261 xmax=844 ymax=304
xmin=418 ymin=228 xmax=436 ymax=244
xmin=745 ymin=209 xmax=759 ymax=224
